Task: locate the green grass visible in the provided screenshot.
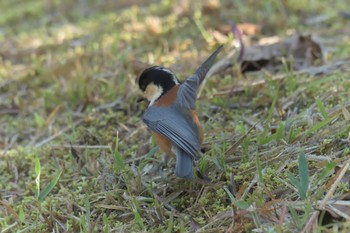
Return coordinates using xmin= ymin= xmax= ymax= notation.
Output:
xmin=1 ymin=0 xmax=350 ymax=232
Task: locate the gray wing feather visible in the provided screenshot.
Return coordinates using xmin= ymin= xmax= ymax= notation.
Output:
xmin=176 ymin=45 xmax=223 ymax=109
xmin=143 ymin=106 xmax=200 ymax=160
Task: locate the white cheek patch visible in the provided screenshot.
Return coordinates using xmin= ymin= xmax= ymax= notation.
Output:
xmin=145 ymin=83 xmax=163 ymax=106
xmin=149 ymin=87 xmax=163 ymax=106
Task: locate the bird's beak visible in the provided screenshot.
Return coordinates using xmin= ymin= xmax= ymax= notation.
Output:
xmin=136 ymin=97 xmax=147 ymax=103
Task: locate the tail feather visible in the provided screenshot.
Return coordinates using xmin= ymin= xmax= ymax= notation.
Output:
xmin=196 ymin=45 xmax=224 ymax=85
xmin=176 ymin=45 xmax=223 ymax=110
xmin=175 ymin=147 xmax=194 ymax=178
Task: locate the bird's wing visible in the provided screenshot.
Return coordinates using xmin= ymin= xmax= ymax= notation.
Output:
xmin=143 ymin=106 xmax=201 ymax=160
xmin=176 ymin=45 xmax=223 ymax=109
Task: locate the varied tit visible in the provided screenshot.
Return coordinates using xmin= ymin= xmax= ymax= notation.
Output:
xmin=137 ymin=45 xmax=223 ymax=178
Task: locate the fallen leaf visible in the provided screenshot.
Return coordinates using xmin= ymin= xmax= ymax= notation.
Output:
xmin=217 ymin=23 xmax=261 ymax=36
xmin=241 ymin=34 xmax=324 ymax=72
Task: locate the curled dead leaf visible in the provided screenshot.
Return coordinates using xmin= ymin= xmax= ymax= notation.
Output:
xmin=241 ymin=34 xmax=324 ymax=73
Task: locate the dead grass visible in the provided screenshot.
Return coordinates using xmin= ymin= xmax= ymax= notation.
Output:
xmin=1 ymin=0 xmax=350 ymax=232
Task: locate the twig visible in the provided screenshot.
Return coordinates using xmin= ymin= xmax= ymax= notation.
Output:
xmin=327 ymin=204 xmax=350 ymax=221
xmin=34 ymin=119 xmax=84 ymax=148
xmin=305 ymin=154 xmax=332 ymax=162
xmin=152 ymin=191 xmax=184 ymax=218
xmin=302 ymin=159 xmax=350 ymax=233
xmin=162 ymin=190 xmax=183 ymax=205
xmin=301 ymin=211 xmax=319 ymax=233
xmin=0 ymin=109 xmax=20 ymax=116
xmin=320 ymin=159 xmax=350 ymax=209
xmin=0 ymin=200 xmax=19 ymax=220
xmin=225 ymin=119 xmax=262 ymax=155
xmin=277 ymin=205 xmax=287 ymax=233
xmin=242 ymin=117 xmax=265 ymax=132
xmin=196 ymin=210 xmax=233 ymax=233
xmin=241 ymin=176 xmax=257 ymax=200
xmin=95 ymin=99 xmax=121 ymax=111
xmin=318 ymin=200 xmax=350 ymax=206
xmin=49 ymin=144 xmax=111 ymax=149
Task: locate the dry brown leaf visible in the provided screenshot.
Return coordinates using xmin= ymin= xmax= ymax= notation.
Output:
xmin=217 ymin=23 xmax=261 ymax=36
xmin=202 ymin=0 xmax=220 ymax=14
xmin=241 ymin=34 xmax=324 ymax=72
xmin=237 ymin=23 xmax=261 ymax=36
xmin=145 ymin=16 xmax=163 ymax=35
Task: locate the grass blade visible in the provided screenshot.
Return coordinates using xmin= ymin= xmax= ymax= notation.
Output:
xmin=223 ymin=186 xmax=250 ymax=209
xmin=317 ymin=161 xmax=336 ymax=185
xmin=34 ymin=155 xmax=41 ymax=199
xmin=260 ymin=85 xmax=279 ymax=144
xmin=38 ymin=170 xmax=62 ymax=202
xmin=287 ymin=172 xmax=299 ymax=190
xmin=275 ymin=122 xmax=285 ymax=143
xmin=306 ymin=116 xmax=336 ymax=135
xmin=85 ymin=195 xmax=91 ymax=231
xmin=298 ymin=152 xmax=309 ymax=200
xmin=255 ymin=152 xmax=263 ymax=183
xmin=223 ymin=186 xmax=236 ymax=203
xmin=235 ymin=199 xmax=250 ymax=210
xmin=316 ymin=97 xmax=329 ymax=119
xmin=103 ymin=213 xmax=109 ymax=233
xmin=165 ymin=211 xmax=174 ymax=233
xmin=34 ymin=113 xmax=46 ymax=127
xmin=113 ymin=151 xmax=125 ymax=171
xmin=80 ymin=214 xmax=87 ymax=233
xmin=131 ymin=198 xmax=145 ymax=230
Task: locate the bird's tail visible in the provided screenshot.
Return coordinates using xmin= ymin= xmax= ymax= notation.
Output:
xmin=195 ymin=44 xmax=223 ymax=85
xmin=175 ymin=147 xmax=194 ymax=178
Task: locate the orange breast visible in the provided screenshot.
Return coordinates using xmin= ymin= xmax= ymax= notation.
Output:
xmin=155 ymin=85 xmax=179 ymax=107
xmin=153 ymin=132 xmax=174 ymax=156
xmin=191 ymin=110 xmax=203 ymax=145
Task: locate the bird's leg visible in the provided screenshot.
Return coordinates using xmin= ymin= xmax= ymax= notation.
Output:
xmin=161 ymin=153 xmax=170 ymax=168
xmin=151 ymin=153 xmax=170 ymax=175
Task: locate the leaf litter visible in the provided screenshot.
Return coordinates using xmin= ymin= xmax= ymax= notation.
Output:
xmin=1 ymin=1 xmax=350 ymax=232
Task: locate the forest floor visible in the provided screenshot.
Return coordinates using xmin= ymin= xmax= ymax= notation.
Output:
xmin=1 ymin=1 xmax=350 ymax=232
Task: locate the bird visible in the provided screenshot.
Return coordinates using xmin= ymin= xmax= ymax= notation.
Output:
xmin=137 ymin=45 xmax=223 ymax=178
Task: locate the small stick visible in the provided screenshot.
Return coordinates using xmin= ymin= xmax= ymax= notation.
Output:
xmin=320 ymin=159 xmax=350 ymax=209
xmin=34 ymin=119 xmax=84 ymax=148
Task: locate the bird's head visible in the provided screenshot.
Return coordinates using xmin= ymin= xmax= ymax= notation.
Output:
xmin=137 ymin=66 xmax=179 ymax=105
